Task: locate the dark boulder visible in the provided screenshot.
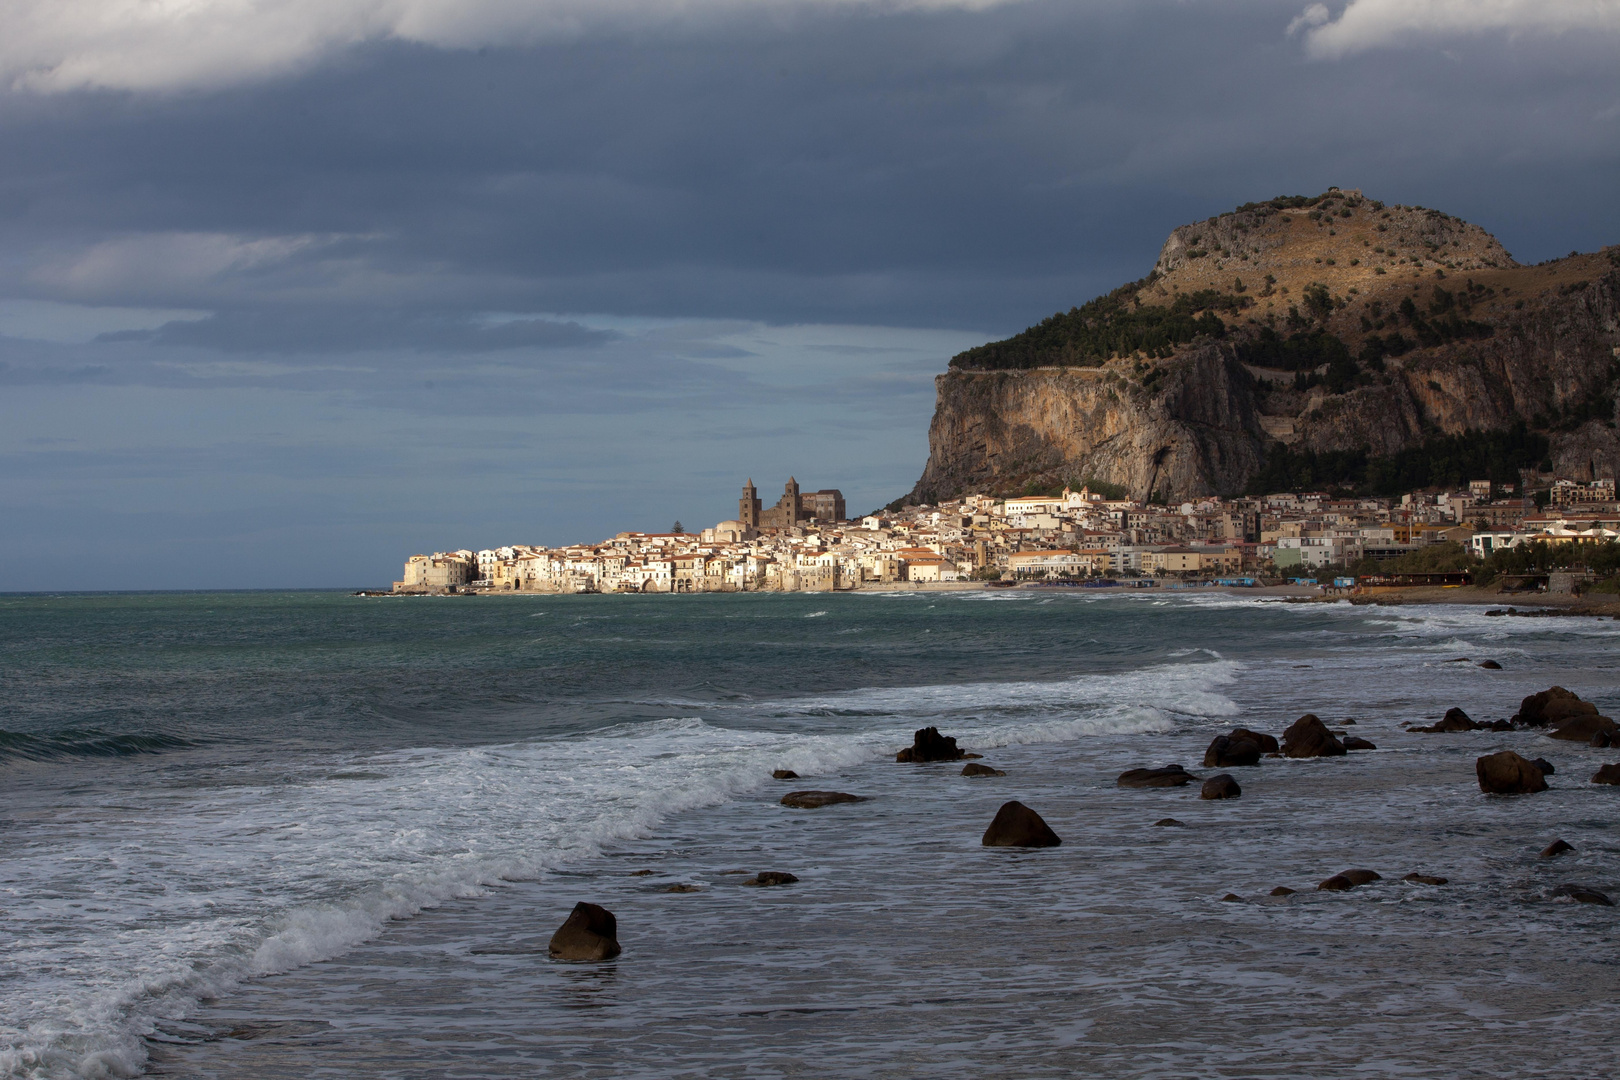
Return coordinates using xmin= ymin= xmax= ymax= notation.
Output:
xmin=1479 ymin=659 xmax=1502 ymax=669
xmin=1413 ymin=707 xmax=1480 ymax=733
xmin=1220 ymin=893 xmax=1243 ymax=902
xmin=1231 ymin=728 xmax=1280 ymax=754
xmin=741 ymin=871 xmax=799 ymax=887
xmin=1486 ymin=719 xmax=1515 ymax=731
xmin=1153 ymin=818 xmax=1183 ymax=827
xmin=549 ymin=902 xmax=621 ymax=961
xmin=780 ymin=790 xmax=867 ymax=808
xmin=1203 ymin=735 xmax=1261 ymax=768
xmin=1318 ymin=869 xmax=1381 ymax=891
xmin=1281 ymin=714 xmax=1347 ymax=758
xmin=1548 ymin=713 xmax=1620 ymax=743
xmin=1513 ymin=686 xmax=1598 ymax=727
xmin=1532 ymin=758 xmax=1555 ymax=775
xmin=961 ymin=762 xmax=1006 ymax=777
xmin=1117 ymin=764 xmax=1198 ymax=788
xmin=772 ymin=769 xmax=799 ymax=780
xmin=1475 ymin=751 xmax=1549 ymax=794
xmin=663 ymin=883 xmax=702 ymax=893
xmin=981 ymin=800 xmax=1062 ymax=847
xmin=1403 ymin=873 xmax=1447 ymax=885
xmin=1269 ymin=886 xmax=1296 ymax=896
xmin=1592 ymin=763 xmax=1620 ymax=785
xmin=1592 ymin=731 xmax=1613 ymax=748
xmin=1200 ymin=774 xmax=1242 ymax=800
xmin=1551 ymin=883 xmax=1615 ymax=906
xmin=1540 ymin=839 xmax=1574 ymax=858
xmin=895 ymin=726 xmax=966 ymax=762
xmin=1342 ymin=736 xmax=1378 ymax=751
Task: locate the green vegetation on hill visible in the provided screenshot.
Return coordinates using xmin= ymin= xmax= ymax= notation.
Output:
xmin=1247 ymin=425 xmax=1549 ymax=496
xmin=949 ymin=283 xmax=1245 ymax=371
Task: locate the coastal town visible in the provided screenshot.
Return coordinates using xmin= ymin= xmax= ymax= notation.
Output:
xmin=391 ymin=474 xmax=1620 ymax=595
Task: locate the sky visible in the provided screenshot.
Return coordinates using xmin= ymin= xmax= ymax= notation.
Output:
xmin=1 ymin=0 xmax=1618 ymax=590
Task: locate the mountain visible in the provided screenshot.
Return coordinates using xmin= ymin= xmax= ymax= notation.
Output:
xmin=908 ymin=189 xmax=1620 ymax=503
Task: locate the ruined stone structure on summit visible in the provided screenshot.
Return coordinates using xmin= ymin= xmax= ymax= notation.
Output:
xmin=740 ymin=478 xmax=846 ymax=529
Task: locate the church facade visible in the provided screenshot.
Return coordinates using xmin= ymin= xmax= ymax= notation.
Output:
xmin=740 ymin=478 xmax=846 ymax=529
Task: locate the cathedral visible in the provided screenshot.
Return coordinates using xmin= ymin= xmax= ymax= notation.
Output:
xmin=740 ymin=478 xmax=846 ymax=529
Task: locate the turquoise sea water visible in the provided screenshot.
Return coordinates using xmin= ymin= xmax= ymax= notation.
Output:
xmin=2 ymin=590 xmax=1618 ymax=1078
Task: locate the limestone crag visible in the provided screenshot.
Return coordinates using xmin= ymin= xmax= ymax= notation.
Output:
xmin=909 ymin=189 xmax=1620 ymax=503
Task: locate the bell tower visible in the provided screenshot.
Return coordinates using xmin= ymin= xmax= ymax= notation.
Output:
xmin=740 ymin=478 xmax=761 ymax=529
xmin=784 ymin=477 xmax=801 ymax=526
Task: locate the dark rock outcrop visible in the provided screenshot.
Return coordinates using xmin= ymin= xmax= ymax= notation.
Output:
xmin=1231 ymin=728 xmax=1280 ymax=754
xmin=1153 ymin=818 xmax=1184 ymax=827
xmin=1594 ymin=731 xmax=1614 ymax=748
xmin=780 ymin=790 xmax=867 ymax=808
xmin=1281 ymin=714 xmax=1346 ymax=758
xmin=1403 ymin=873 xmax=1447 ymax=885
xmin=549 ymin=902 xmax=621 ymax=961
xmin=1592 ymin=763 xmax=1620 ymax=785
xmin=1550 ymin=884 xmax=1615 ymax=906
xmin=1532 ymin=758 xmax=1555 ymax=775
xmin=1203 ymin=735 xmax=1261 ymax=768
xmin=895 ymin=726 xmax=966 ymax=762
xmin=1513 ymin=686 xmax=1597 ymax=727
xmin=663 ymin=883 xmax=702 ymax=893
xmin=961 ymin=762 xmax=1006 ymax=777
xmin=1117 ymin=764 xmax=1199 ymax=788
xmin=981 ymin=800 xmax=1062 ymax=847
xmin=1220 ymin=893 xmax=1243 ymax=902
xmin=1269 ymin=886 xmax=1296 ymax=896
xmin=1549 ymin=713 xmax=1620 ymax=743
xmin=1475 ymin=751 xmax=1549 ymax=794
xmin=1413 ymin=707 xmax=1480 ymax=733
xmin=772 ymin=769 xmax=799 ymax=780
xmin=1479 ymin=660 xmax=1502 ymax=670
xmin=1541 ymin=839 xmax=1575 ymax=858
xmin=741 ymin=871 xmax=799 ymax=887
xmin=1200 ymin=774 xmax=1242 ymax=799
xmin=1319 ymin=869 xmax=1382 ymax=891
xmin=1342 ymin=736 xmax=1377 ymax=751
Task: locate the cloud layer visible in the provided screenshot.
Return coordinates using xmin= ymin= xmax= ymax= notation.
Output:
xmin=1298 ymin=0 xmax=1620 ymax=58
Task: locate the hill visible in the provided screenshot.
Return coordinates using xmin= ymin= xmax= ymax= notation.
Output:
xmin=910 ymin=189 xmax=1620 ymax=502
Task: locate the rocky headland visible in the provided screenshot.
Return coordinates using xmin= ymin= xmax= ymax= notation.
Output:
xmin=910 ymin=190 xmax=1620 ymax=502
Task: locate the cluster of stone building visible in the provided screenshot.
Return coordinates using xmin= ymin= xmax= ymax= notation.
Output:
xmin=392 ymin=475 xmax=1620 ymax=594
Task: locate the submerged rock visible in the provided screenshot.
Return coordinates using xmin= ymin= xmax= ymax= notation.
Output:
xmin=1220 ymin=893 xmax=1243 ymax=902
xmin=1550 ymin=883 xmax=1615 ymax=906
xmin=961 ymin=762 xmax=1006 ymax=777
xmin=1592 ymin=731 xmax=1613 ymax=748
xmin=1532 ymin=758 xmax=1555 ymax=775
xmin=1203 ymin=735 xmax=1261 ymax=768
xmin=1540 ymin=839 xmax=1575 ymax=858
xmin=1479 ymin=659 xmax=1503 ymax=669
xmin=1412 ymin=707 xmax=1480 ymax=733
xmin=1475 ymin=750 xmax=1549 ymax=794
xmin=741 ymin=871 xmax=799 ymax=887
xmin=549 ymin=902 xmax=621 ymax=961
xmin=895 ymin=726 xmax=966 ymax=762
xmin=780 ymin=790 xmax=867 ymax=808
xmin=663 ymin=883 xmax=702 ymax=893
xmin=1153 ymin=817 xmax=1184 ymax=827
xmin=772 ymin=769 xmax=799 ymax=780
xmin=1281 ymin=714 xmax=1347 ymax=758
xmin=1269 ymin=886 xmax=1296 ymax=896
xmin=1318 ymin=869 xmax=1382 ymax=891
xmin=1342 ymin=736 xmax=1378 ymax=751
xmin=1117 ymin=764 xmax=1198 ymax=788
xmin=1403 ymin=873 xmax=1448 ymax=885
xmin=981 ymin=800 xmax=1062 ymax=847
xmin=1200 ymin=774 xmax=1242 ymax=800
xmin=1591 ymin=763 xmax=1620 ymax=785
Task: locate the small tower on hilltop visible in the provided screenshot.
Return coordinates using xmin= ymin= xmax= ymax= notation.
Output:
xmin=740 ymin=478 xmax=761 ymax=529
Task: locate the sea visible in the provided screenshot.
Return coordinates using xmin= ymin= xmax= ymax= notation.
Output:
xmin=2 ymin=589 xmax=1618 ymax=1079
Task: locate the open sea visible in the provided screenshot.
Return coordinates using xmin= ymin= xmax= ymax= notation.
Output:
xmin=2 ymin=589 xmax=1618 ymax=1079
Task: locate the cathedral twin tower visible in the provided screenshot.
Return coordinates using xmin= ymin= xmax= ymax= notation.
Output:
xmin=740 ymin=478 xmax=846 ymax=529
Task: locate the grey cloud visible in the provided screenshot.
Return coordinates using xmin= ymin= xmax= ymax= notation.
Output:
xmin=97 ymin=308 xmax=618 ymax=353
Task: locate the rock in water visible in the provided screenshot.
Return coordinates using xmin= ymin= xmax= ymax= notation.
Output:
xmin=1153 ymin=818 xmax=1184 ymax=827
xmin=1403 ymin=873 xmax=1447 ymax=885
xmin=1531 ymin=758 xmax=1555 ymax=775
xmin=1220 ymin=893 xmax=1243 ymax=902
xmin=663 ymin=884 xmax=702 ymax=893
xmin=1591 ymin=763 xmax=1620 ymax=785
xmin=1342 ymin=736 xmax=1378 ymax=751
xmin=1540 ymin=839 xmax=1574 ymax=858
xmin=1475 ymin=751 xmax=1549 ymax=794
xmin=1200 ymin=774 xmax=1242 ymax=799
xmin=961 ymin=762 xmax=1006 ymax=777
xmin=1479 ymin=660 xmax=1502 ymax=669
xmin=895 ymin=726 xmax=966 ymax=762
xmin=772 ymin=769 xmax=799 ymax=780
xmin=780 ymin=790 xmax=867 ymax=808
xmin=1593 ymin=731 xmax=1614 ymax=748
xmin=1231 ymin=728 xmax=1280 ymax=754
xmin=1549 ymin=713 xmax=1620 ymax=743
xmin=741 ymin=871 xmax=799 ymax=887
xmin=1203 ymin=735 xmax=1261 ymax=768
xmin=1269 ymin=886 xmax=1296 ymax=896
xmin=1512 ymin=686 xmax=1598 ymax=727
xmin=1318 ymin=869 xmax=1381 ymax=891
xmin=549 ymin=902 xmax=621 ymax=961
xmin=1281 ymin=714 xmax=1347 ymax=758
xmin=1412 ymin=707 xmax=1479 ymax=733
xmin=1550 ymin=884 xmax=1615 ymax=906
xmin=981 ymin=801 xmax=1062 ymax=847
xmin=1117 ymin=765 xmax=1198 ymax=788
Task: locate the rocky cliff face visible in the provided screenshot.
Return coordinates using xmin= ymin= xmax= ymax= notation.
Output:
xmin=910 ymin=189 xmax=1620 ymax=503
